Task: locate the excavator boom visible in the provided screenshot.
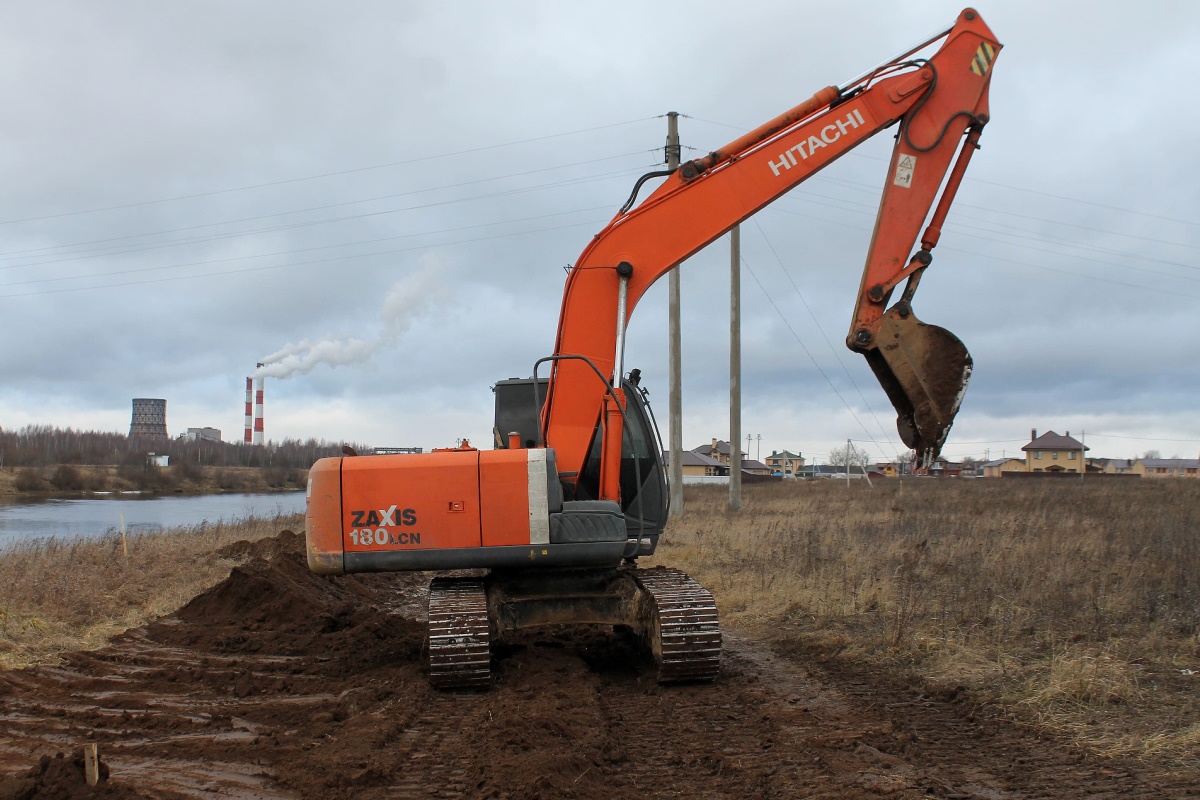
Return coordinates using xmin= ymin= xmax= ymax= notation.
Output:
xmin=543 ymin=8 xmax=1000 ymax=477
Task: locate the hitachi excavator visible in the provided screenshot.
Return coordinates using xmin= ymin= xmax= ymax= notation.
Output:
xmin=306 ymin=9 xmax=1001 ymax=688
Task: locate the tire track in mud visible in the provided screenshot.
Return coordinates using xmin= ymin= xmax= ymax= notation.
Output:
xmin=773 ymin=640 xmax=1198 ymax=799
xmin=1 ymin=532 xmax=1192 ymax=799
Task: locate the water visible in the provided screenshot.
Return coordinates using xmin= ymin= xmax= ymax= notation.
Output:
xmin=0 ymin=491 xmax=307 ymax=550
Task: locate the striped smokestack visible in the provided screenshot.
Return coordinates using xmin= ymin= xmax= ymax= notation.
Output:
xmin=244 ymin=377 xmax=254 ymax=444
xmin=253 ymin=363 xmax=265 ymax=446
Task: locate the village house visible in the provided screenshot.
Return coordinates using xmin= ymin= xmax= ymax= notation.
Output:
xmin=663 ymin=449 xmax=726 ymax=477
xmin=927 ymin=457 xmax=963 ymax=478
xmin=981 ymin=456 xmax=1024 ymax=477
xmin=764 ymin=449 xmax=805 ymax=477
xmin=1132 ymin=458 xmax=1200 ymax=479
xmin=691 ymin=439 xmax=772 ymax=476
xmin=1087 ymin=457 xmax=1132 ymax=475
xmin=693 ymin=438 xmax=736 ymax=466
xmin=1022 ymin=429 xmax=1088 ymax=474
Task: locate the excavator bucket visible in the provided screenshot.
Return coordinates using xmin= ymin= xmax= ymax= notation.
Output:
xmin=863 ymin=306 xmax=973 ymax=469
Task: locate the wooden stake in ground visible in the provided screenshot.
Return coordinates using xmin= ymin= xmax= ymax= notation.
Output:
xmin=83 ymin=743 xmax=99 ymax=786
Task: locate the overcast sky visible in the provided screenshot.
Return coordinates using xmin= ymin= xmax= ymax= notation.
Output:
xmin=1 ymin=1 xmax=1197 ymax=465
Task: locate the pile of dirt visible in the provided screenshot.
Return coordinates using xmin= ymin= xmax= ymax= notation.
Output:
xmin=0 ymin=751 xmax=151 ymax=800
xmin=150 ymin=546 xmax=424 ymax=671
xmin=213 ymin=529 xmax=303 ymax=562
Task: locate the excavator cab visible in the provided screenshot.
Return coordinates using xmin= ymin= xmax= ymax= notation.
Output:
xmin=494 ymin=371 xmax=667 ymax=558
xmin=573 ymin=372 xmax=668 ymax=556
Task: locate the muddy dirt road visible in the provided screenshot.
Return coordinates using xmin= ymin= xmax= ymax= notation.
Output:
xmin=1 ymin=532 xmax=1192 ymax=799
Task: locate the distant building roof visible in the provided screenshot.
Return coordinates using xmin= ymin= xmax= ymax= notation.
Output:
xmin=1022 ymin=430 xmax=1088 ymax=452
xmin=664 ymin=450 xmax=725 ymax=468
xmin=765 ymin=450 xmax=802 ymax=460
xmin=982 ymin=457 xmax=1022 ymax=468
xmin=740 ymin=459 xmax=770 ymax=472
xmin=1139 ymin=458 xmax=1200 ymax=469
xmin=693 ymin=439 xmax=735 ymax=456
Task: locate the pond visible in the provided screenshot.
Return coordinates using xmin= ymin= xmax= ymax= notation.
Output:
xmin=0 ymin=491 xmax=307 ymax=550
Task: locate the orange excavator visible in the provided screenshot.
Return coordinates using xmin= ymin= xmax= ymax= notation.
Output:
xmin=306 ymin=9 xmax=1001 ymax=688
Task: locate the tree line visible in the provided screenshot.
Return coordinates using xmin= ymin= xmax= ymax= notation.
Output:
xmin=0 ymin=425 xmax=366 ymax=470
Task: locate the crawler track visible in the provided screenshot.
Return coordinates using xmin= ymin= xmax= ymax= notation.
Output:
xmin=426 ymin=577 xmax=491 ymax=690
xmin=633 ymin=567 xmax=721 ymax=683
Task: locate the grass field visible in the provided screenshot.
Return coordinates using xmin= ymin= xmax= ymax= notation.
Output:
xmin=655 ymin=478 xmax=1200 ymax=770
xmin=2 ymin=479 xmax=1197 ymax=772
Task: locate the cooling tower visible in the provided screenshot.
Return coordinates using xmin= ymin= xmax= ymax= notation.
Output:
xmin=129 ymin=398 xmax=168 ymax=438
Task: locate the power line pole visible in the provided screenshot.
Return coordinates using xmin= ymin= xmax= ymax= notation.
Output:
xmin=846 ymin=438 xmax=852 ymax=488
xmin=666 ymin=112 xmax=684 ymax=518
xmin=729 ymin=224 xmax=742 ymax=511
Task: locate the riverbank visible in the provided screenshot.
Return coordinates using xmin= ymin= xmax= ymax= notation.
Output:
xmin=0 ymin=464 xmax=306 ymax=497
xmin=0 ymin=513 xmax=301 ymax=669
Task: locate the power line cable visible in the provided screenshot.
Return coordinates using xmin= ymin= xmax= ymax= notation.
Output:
xmin=0 ymin=117 xmax=658 ymax=227
xmin=0 ymin=206 xmax=615 ymax=289
xmin=738 ymin=250 xmax=894 ymax=459
xmin=0 ymin=216 xmax=609 ymax=300
xmin=792 ymin=181 xmax=1200 ymax=273
xmin=0 ymin=153 xmax=649 ymax=263
xmin=763 ymin=204 xmax=1200 ymax=301
xmin=0 ymin=167 xmax=647 ymax=273
xmin=2 ymin=158 xmax=657 ymax=267
xmin=748 ymin=217 xmax=904 ymax=460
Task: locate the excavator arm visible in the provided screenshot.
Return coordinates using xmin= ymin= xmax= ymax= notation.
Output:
xmin=543 ymin=8 xmax=1001 ymax=487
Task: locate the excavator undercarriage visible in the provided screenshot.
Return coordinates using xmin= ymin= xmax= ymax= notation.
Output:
xmin=427 ymin=567 xmax=720 ymax=689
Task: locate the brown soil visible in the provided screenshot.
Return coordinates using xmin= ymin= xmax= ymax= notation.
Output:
xmin=1 ymin=532 xmax=1194 ymax=799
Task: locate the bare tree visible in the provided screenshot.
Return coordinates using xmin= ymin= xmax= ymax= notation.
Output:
xmin=829 ymin=442 xmax=871 ymax=474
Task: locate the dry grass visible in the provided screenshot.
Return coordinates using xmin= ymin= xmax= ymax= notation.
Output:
xmin=0 ymin=513 xmax=301 ymax=669
xmin=655 ymin=479 xmax=1200 ymax=769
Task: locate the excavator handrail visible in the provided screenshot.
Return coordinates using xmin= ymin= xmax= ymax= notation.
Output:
xmin=531 ymin=353 xmax=622 ymax=450
xmin=837 ymin=23 xmax=955 ymax=92
xmin=531 ymin=353 xmax=651 ymax=552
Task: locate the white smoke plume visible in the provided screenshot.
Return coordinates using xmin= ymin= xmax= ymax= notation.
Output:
xmin=254 ymin=257 xmax=449 ymax=380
